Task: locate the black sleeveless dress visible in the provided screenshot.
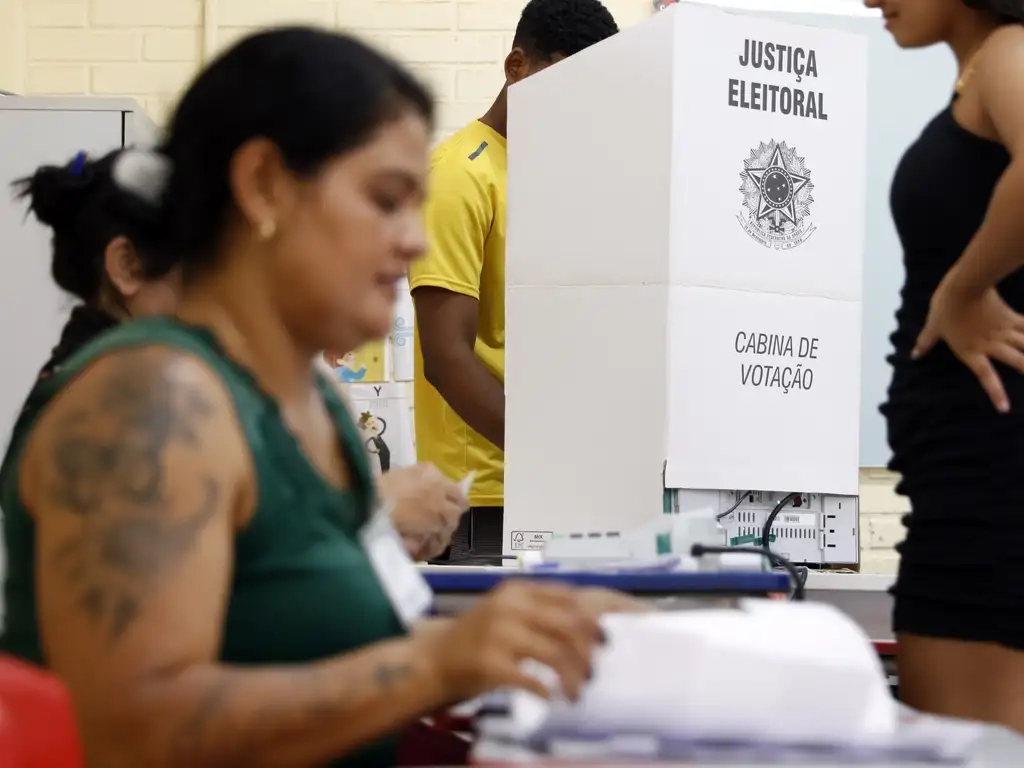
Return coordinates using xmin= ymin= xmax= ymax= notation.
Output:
xmin=885 ymin=99 xmax=1024 ymax=648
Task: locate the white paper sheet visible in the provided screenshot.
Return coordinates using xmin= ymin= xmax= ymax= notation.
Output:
xmin=508 ymin=600 xmax=896 ymax=745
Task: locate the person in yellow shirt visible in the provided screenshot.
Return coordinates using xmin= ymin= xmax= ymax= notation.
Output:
xmin=410 ymin=0 xmax=618 ymax=563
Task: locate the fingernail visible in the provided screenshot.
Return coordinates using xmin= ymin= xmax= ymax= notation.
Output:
xmin=910 ymin=349 xmax=919 ymax=360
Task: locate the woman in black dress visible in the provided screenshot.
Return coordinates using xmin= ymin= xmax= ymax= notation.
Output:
xmin=867 ymin=0 xmax=1024 ymax=731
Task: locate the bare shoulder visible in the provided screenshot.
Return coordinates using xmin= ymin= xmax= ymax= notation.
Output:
xmin=983 ymin=23 xmax=1024 ymax=55
xmin=21 ymin=344 xmax=246 ymax=519
xmin=976 ymin=24 xmax=1024 ymax=80
xmin=22 ymin=345 xmax=248 ymax=646
xmin=966 ymin=27 xmax=1024 ymax=150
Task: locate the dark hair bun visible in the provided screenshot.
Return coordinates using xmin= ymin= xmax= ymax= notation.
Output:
xmin=12 ymin=152 xmax=124 ymax=301
xmin=13 ymin=157 xmax=97 ymax=232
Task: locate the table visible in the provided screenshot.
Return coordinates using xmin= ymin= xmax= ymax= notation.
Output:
xmin=423 ymin=565 xmax=790 ymax=616
xmin=471 ymin=723 xmax=1024 ymax=766
xmin=803 ymin=573 xmax=898 ymax=691
xmin=423 ymin=566 xmax=891 ymax=632
xmin=424 ymin=567 xmax=1024 ymax=765
xmin=804 ymin=572 xmax=894 ymax=640
xmin=470 ymin=703 xmax=1024 ymax=767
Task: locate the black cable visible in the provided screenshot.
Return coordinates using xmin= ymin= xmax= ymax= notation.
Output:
xmin=794 ymin=565 xmax=809 ymax=593
xmin=691 ymin=543 xmax=806 ymax=601
xmin=761 ymin=492 xmax=800 ymax=551
xmin=716 ymin=490 xmax=752 ymax=521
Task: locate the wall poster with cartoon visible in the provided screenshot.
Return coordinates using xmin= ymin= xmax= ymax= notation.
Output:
xmin=346 ymin=383 xmax=415 ymax=476
xmin=323 ymin=340 xmax=388 ymax=383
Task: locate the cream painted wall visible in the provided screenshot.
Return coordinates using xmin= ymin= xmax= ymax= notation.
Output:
xmin=3 ymin=0 xmax=907 ymax=572
xmin=0 ymin=0 xmax=26 ymax=92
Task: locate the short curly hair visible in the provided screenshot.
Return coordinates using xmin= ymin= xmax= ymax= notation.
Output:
xmin=512 ymin=0 xmax=619 ymax=61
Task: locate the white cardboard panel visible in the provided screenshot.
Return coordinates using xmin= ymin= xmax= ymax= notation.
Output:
xmin=670 ymin=3 xmax=867 ymax=301
xmin=506 ymin=9 xmax=676 ymax=289
xmin=504 ymin=285 xmax=667 ymax=545
xmin=665 ymin=285 xmax=861 ymax=494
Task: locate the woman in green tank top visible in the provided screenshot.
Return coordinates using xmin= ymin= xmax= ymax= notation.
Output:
xmin=1 ymin=27 xmax=636 ymax=768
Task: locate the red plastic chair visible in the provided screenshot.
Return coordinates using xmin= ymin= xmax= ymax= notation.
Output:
xmin=397 ymin=719 xmax=471 ymax=766
xmin=0 ymin=655 xmax=83 ymax=768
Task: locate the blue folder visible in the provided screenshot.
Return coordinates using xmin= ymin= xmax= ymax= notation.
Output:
xmin=423 ymin=568 xmax=789 ymax=595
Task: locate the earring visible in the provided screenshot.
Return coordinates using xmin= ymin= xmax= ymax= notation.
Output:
xmin=257 ymin=220 xmax=276 ymax=241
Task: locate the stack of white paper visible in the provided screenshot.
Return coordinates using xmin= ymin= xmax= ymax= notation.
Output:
xmin=509 ymin=600 xmax=896 ymax=745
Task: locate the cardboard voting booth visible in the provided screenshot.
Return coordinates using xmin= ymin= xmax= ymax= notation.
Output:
xmin=503 ymin=3 xmax=868 ymax=551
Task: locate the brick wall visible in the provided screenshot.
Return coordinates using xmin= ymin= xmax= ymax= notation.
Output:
xmin=10 ymin=0 xmax=654 ymax=129
xmin=859 ymin=469 xmax=905 ymax=574
xmin=2 ymin=0 xmax=907 ymax=572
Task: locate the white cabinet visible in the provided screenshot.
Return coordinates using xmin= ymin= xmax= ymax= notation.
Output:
xmin=0 ymin=97 xmax=153 ymax=619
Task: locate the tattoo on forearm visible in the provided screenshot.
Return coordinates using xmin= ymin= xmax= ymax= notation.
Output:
xmin=373 ymin=662 xmax=413 ymax=688
xmin=169 ymin=675 xmax=233 ymax=764
xmin=168 ymin=660 xmax=416 ymax=763
xmin=47 ymin=355 xmax=221 ymax=642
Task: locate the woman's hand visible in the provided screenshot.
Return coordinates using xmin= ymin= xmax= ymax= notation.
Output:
xmin=379 ymin=463 xmax=468 ymax=560
xmin=419 ymin=581 xmax=605 ymax=703
xmin=913 ymin=273 xmax=1024 ymax=412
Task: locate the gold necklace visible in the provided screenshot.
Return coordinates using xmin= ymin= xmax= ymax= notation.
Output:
xmin=955 ymin=42 xmax=986 ymax=94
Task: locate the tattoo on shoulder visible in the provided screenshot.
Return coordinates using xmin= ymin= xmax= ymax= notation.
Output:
xmin=46 ymin=354 xmax=223 ymax=642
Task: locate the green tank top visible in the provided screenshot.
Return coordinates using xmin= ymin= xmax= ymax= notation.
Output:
xmin=0 ymin=317 xmax=405 ymax=767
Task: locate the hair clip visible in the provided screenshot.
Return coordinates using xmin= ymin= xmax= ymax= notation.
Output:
xmin=112 ymin=148 xmax=171 ymax=207
xmin=69 ymin=151 xmax=87 ymax=177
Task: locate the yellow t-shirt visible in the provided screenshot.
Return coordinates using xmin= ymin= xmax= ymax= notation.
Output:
xmin=410 ymin=120 xmax=506 ymax=507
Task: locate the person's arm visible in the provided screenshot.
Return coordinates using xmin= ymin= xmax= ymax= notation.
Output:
xmin=414 ymin=287 xmax=505 ymax=448
xmin=411 ymin=161 xmax=505 ymax=449
xmin=22 ymin=347 xmax=449 ymax=768
xmin=941 ymin=30 xmax=1024 ymax=294
xmin=378 ymin=463 xmax=469 ymax=560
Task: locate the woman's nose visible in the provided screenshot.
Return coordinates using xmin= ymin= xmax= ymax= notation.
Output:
xmin=398 ymin=219 xmax=428 ymax=262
